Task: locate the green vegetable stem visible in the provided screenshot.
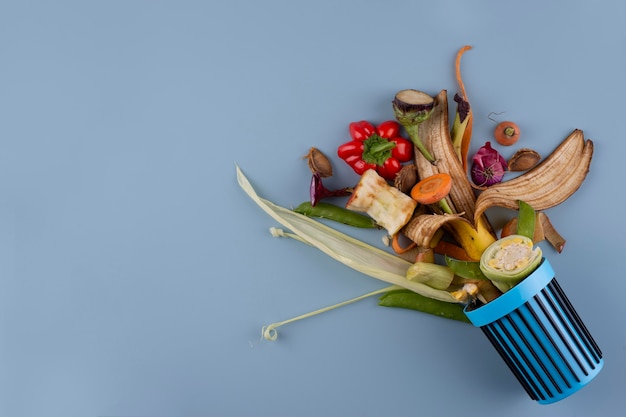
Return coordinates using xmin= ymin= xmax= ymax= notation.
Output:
xmin=392 ymin=89 xmax=437 ymax=164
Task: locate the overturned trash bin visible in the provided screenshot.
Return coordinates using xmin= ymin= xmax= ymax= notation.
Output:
xmin=464 ymin=258 xmax=603 ymax=404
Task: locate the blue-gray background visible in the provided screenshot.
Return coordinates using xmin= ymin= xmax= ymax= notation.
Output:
xmin=1 ymin=1 xmax=623 ymax=416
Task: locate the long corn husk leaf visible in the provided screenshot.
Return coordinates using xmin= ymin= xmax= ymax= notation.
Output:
xmin=236 ymin=165 xmax=458 ymax=303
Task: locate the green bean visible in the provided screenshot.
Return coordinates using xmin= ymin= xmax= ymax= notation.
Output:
xmin=293 ymin=201 xmax=378 ymax=229
xmin=378 ymin=289 xmax=470 ymax=323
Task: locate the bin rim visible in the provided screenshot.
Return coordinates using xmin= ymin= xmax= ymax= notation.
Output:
xmin=464 ymin=258 xmax=555 ymax=327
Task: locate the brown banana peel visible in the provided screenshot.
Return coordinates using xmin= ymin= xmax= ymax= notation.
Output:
xmin=538 ymin=212 xmax=566 ymax=253
xmin=415 ymin=90 xmax=480 ymax=219
xmin=474 ymin=129 xmax=594 ymax=224
xmin=403 ymin=212 xmax=493 ymax=261
xmin=403 ymin=213 xmax=467 ymax=249
xmin=410 ymin=89 xmax=497 ymax=259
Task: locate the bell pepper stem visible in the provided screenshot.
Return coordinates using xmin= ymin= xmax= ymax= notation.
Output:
xmin=368 ymin=140 xmax=396 ymax=155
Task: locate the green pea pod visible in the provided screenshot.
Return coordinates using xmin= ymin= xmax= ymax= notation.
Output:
xmin=444 ymin=255 xmax=489 ymax=280
xmin=378 ymin=289 xmax=470 ymax=323
xmin=293 ymin=201 xmax=378 ymax=229
xmin=516 ymin=200 xmax=536 ymax=240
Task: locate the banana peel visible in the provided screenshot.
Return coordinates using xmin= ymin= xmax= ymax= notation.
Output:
xmin=405 ymin=82 xmax=593 ymax=264
xmin=409 ymin=89 xmax=497 ymax=260
xmin=403 ymin=212 xmax=495 ymax=261
xmin=414 ymin=90 xmax=482 ymax=219
xmin=474 ymin=129 xmax=594 ymax=223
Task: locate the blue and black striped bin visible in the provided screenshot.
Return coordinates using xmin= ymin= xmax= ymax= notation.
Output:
xmin=464 ymin=258 xmax=603 ymax=404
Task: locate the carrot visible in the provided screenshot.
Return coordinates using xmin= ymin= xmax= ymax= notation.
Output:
xmin=433 ymin=240 xmax=474 ymax=261
xmin=391 ymin=232 xmax=417 ymax=254
xmin=454 ymin=45 xmax=473 ymax=172
xmin=410 ymin=173 xmax=453 ymax=205
xmin=494 ymin=121 xmax=520 ymax=146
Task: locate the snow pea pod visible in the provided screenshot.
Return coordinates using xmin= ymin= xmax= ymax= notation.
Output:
xmin=293 ymin=201 xmax=378 ymax=229
xmin=445 ymin=255 xmax=488 ymax=280
xmin=516 ymin=200 xmax=536 ymax=240
xmin=378 ymin=289 xmax=470 ymax=323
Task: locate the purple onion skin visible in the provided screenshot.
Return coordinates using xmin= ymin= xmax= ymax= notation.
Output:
xmin=471 ymin=142 xmax=508 ymax=186
xmin=310 ymin=173 xmax=326 ymax=206
xmin=310 ymin=173 xmax=351 ymax=206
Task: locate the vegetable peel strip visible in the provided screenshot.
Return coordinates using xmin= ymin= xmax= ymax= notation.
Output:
xmin=236 ymin=165 xmax=458 ymax=303
xmin=453 ymin=45 xmax=473 ymax=172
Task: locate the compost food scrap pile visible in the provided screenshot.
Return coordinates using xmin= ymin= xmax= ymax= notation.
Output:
xmin=237 ymin=46 xmax=594 ymax=340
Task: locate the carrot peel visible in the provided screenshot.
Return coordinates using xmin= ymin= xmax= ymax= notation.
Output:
xmin=451 ymin=45 xmax=473 ymax=172
xmin=391 ymin=232 xmax=417 ymax=254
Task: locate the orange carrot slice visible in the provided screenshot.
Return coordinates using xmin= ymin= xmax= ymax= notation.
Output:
xmin=410 ymin=173 xmax=453 ymax=204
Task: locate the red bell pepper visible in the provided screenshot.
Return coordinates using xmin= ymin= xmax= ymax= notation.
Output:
xmin=337 ymin=120 xmax=413 ymax=180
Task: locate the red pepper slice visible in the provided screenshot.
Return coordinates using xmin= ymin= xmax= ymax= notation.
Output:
xmin=389 ymin=137 xmax=413 ymax=162
xmin=377 ymin=157 xmax=403 ymax=180
xmin=376 ymin=120 xmax=400 ymax=139
xmin=349 ymin=121 xmax=376 ymax=141
xmin=337 ymin=140 xmax=363 ymax=160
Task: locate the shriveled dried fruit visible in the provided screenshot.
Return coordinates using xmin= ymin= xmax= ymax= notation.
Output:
xmin=304 ymin=147 xmax=333 ymax=177
xmin=508 ymin=148 xmax=541 ymax=171
xmin=393 ymin=164 xmax=418 ymax=194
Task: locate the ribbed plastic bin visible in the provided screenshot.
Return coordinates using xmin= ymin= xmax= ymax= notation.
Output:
xmin=464 ymin=259 xmax=603 ymax=404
